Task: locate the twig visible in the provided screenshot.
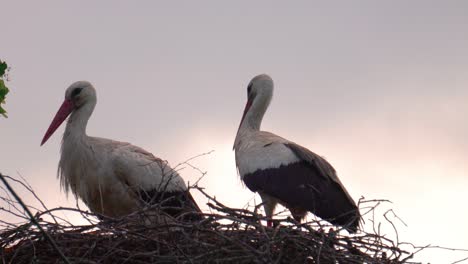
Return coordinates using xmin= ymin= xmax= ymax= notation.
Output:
xmin=0 ymin=172 xmax=71 ymax=264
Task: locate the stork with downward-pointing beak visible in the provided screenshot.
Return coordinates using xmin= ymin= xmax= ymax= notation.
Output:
xmin=234 ymin=74 xmax=360 ymax=232
xmin=41 ymin=81 xmax=201 ymax=223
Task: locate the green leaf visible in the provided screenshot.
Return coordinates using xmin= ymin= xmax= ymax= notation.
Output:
xmin=0 ymin=80 xmax=8 ymax=98
xmin=0 ymin=79 xmax=8 ymax=118
xmin=0 ymin=106 xmax=6 ymax=118
xmin=0 ymin=61 xmax=7 ymax=77
xmin=0 ymin=60 xmax=10 ymax=118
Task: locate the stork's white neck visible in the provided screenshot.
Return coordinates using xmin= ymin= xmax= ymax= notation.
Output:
xmin=236 ymin=90 xmax=272 ymax=138
xmin=63 ymin=101 xmax=95 ymax=141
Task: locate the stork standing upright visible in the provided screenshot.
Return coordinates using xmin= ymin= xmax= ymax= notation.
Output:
xmin=234 ymin=74 xmax=360 ymax=232
xmin=41 ymin=81 xmax=201 ymax=222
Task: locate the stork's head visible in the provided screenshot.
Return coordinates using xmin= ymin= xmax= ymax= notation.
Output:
xmin=64 ymin=81 xmax=96 ymax=109
xmin=41 ymin=81 xmax=96 ymax=146
xmin=246 ymin=74 xmax=274 ymax=101
xmin=236 ymin=74 xmax=274 ymax=133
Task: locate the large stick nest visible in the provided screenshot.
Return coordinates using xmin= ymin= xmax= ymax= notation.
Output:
xmin=0 ymin=173 xmax=421 ymax=263
xmin=2 ymin=149 xmax=467 ymax=264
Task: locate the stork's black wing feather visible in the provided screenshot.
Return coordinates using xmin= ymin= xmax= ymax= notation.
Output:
xmin=138 ymin=189 xmax=203 ymax=222
xmin=243 ymin=142 xmax=360 ymax=232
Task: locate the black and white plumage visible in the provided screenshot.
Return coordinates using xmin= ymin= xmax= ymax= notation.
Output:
xmin=234 ymin=74 xmax=360 ymax=232
xmin=41 ymin=81 xmax=201 ymax=223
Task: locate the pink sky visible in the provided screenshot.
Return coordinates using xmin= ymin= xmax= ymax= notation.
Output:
xmin=1 ymin=1 xmax=468 ymax=262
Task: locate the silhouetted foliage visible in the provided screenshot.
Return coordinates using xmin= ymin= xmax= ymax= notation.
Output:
xmin=0 ymin=59 xmax=10 ymax=118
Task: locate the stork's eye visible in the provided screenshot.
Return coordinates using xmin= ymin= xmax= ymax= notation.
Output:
xmin=71 ymin=88 xmax=83 ymax=98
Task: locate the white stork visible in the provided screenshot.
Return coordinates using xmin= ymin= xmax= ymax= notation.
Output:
xmin=234 ymin=74 xmax=360 ymax=232
xmin=41 ymin=81 xmax=201 ymax=223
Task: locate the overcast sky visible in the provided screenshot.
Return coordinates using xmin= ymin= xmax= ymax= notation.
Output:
xmin=1 ymin=1 xmax=468 ymax=262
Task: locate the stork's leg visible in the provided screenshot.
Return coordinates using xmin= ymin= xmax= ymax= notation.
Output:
xmin=289 ymin=207 xmax=307 ymax=223
xmin=267 ymin=220 xmax=274 ymax=227
xmin=259 ymin=192 xmax=277 ymax=227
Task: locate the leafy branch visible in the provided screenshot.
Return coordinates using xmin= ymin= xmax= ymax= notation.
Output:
xmin=0 ymin=60 xmax=10 ymax=118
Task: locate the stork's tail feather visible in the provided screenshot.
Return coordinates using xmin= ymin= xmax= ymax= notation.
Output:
xmin=138 ymin=189 xmax=203 ymax=223
xmin=329 ymin=207 xmax=361 ymax=233
xmin=179 ymin=190 xmax=204 ymax=222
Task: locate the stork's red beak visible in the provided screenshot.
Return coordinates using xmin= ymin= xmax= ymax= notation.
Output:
xmin=240 ymin=100 xmax=252 ymax=127
xmin=40 ymin=99 xmax=74 ymax=146
xmin=235 ymin=98 xmax=253 ymax=135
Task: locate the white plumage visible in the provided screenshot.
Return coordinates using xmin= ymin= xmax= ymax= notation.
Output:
xmin=42 ymin=81 xmax=200 ymax=222
xmin=234 ymin=74 xmax=360 ymax=232
xmin=235 ymin=131 xmax=300 ymax=176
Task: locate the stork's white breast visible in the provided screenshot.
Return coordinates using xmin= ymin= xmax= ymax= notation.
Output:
xmin=236 ymin=141 xmax=300 ymax=177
